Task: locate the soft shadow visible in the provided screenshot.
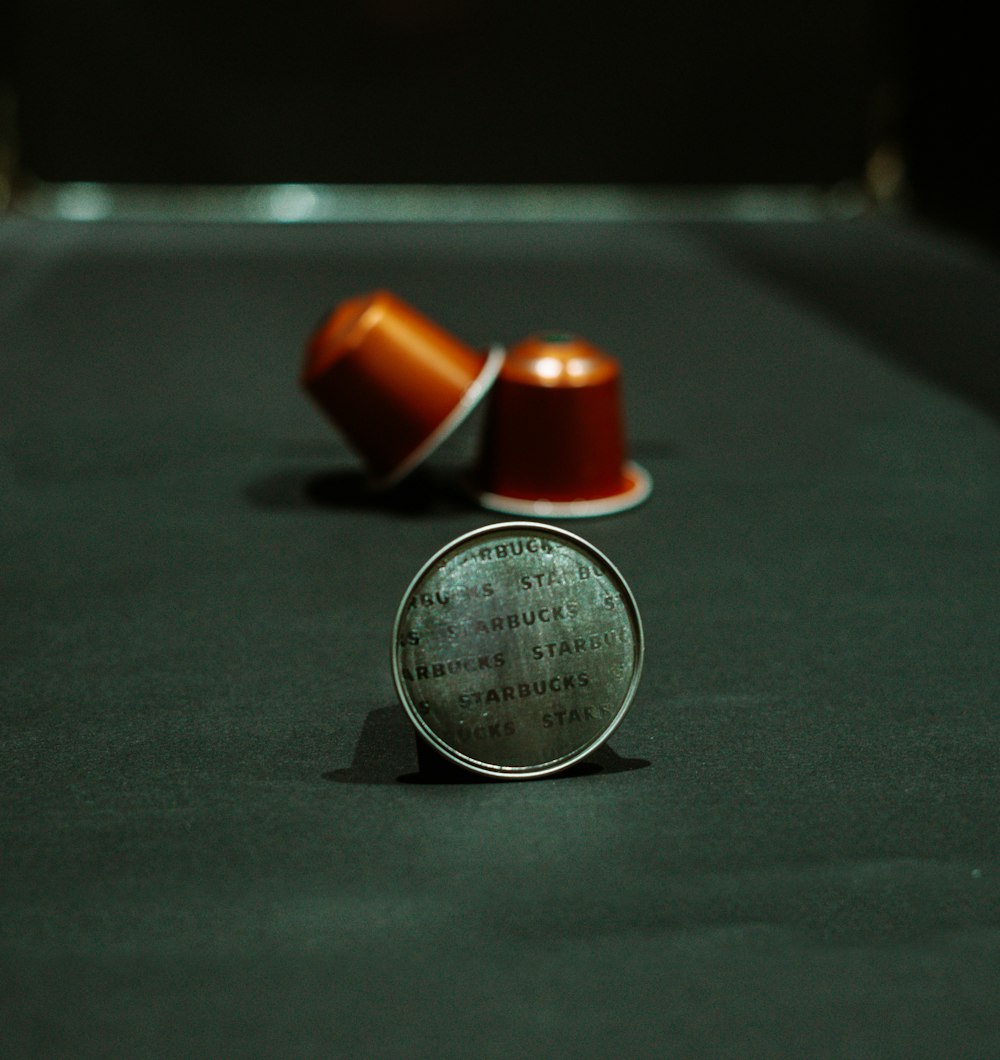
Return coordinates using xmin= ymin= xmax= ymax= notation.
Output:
xmin=323 ymin=704 xmax=650 ymax=786
xmin=244 ymin=465 xmax=476 ymax=516
xmin=698 ymin=224 xmax=1000 ymax=424
xmin=630 ymin=439 xmax=681 ymax=462
xmin=323 ymin=705 xmax=419 ymax=785
xmin=398 ymin=740 xmax=651 ymax=784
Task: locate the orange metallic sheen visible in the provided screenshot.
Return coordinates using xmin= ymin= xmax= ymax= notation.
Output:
xmin=475 ymin=333 xmax=637 ymax=505
xmin=302 ymin=290 xmax=499 ymax=488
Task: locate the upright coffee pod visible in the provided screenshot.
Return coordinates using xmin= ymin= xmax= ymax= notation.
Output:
xmin=302 ymin=290 xmax=503 ymax=489
xmin=471 ymin=333 xmax=651 ymax=517
xmin=392 ymin=522 xmax=644 ymax=779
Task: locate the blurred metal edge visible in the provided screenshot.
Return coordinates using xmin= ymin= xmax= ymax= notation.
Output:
xmin=3 ymin=180 xmax=875 ymax=223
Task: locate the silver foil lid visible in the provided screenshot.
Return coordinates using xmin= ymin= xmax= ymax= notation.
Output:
xmin=391 ymin=522 xmax=644 ymax=778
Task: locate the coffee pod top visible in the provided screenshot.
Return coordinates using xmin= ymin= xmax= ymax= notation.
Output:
xmin=391 ymin=521 xmax=644 ymax=779
xmin=302 ymin=290 xmax=503 ymax=490
xmin=472 ymin=333 xmax=652 ymax=518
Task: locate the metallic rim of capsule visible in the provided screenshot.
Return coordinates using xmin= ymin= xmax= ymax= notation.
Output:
xmin=390 ymin=520 xmax=644 ymax=779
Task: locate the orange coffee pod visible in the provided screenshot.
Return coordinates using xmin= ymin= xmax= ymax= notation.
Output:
xmin=471 ymin=332 xmax=652 ymax=518
xmin=301 ymin=290 xmax=503 ymax=489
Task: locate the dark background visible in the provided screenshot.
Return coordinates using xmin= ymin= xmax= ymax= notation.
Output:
xmin=1 ymin=1 xmax=997 ymax=236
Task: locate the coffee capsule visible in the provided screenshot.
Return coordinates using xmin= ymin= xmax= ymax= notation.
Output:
xmin=391 ymin=521 xmax=643 ymax=779
xmin=302 ymin=290 xmax=503 ymax=490
xmin=470 ymin=332 xmax=651 ymax=517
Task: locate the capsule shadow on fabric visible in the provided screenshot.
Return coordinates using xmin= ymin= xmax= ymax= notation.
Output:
xmin=301 ymin=290 xmax=504 ymax=490
xmin=469 ymin=333 xmax=651 ymax=518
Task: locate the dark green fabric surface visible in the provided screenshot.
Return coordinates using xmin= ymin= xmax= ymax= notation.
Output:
xmin=2 ymin=217 xmax=999 ymax=1056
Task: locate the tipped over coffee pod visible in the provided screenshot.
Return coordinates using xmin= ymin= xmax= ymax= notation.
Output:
xmin=392 ymin=522 xmax=644 ymax=779
xmin=302 ymin=290 xmax=503 ymax=490
xmin=470 ymin=333 xmax=651 ymax=518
